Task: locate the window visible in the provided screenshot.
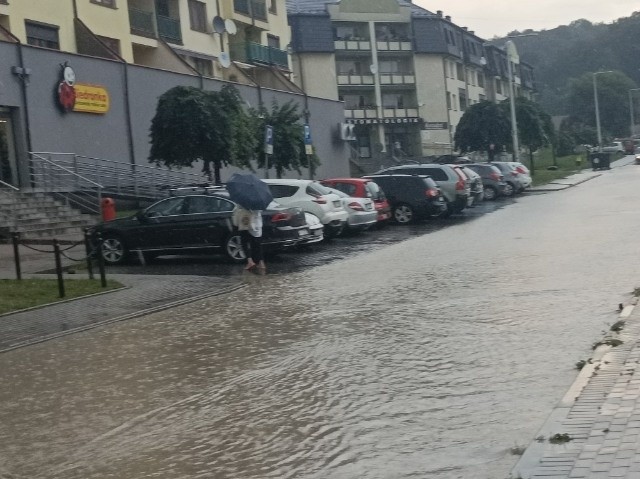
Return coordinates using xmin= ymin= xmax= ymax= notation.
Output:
xmin=269 ymin=0 xmax=277 ymax=14
xmin=267 ymin=34 xmax=280 ymax=49
xmin=91 ymin=0 xmax=116 ymax=7
xmin=186 ymin=196 xmax=234 ymax=214
xmin=146 ymin=197 xmax=187 ymax=217
xmin=188 ymin=0 xmax=207 ymax=32
xmin=496 ymin=80 xmax=502 ymax=95
xmin=25 ymin=21 xmax=60 ymax=49
xmin=479 ymin=94 xmax=486 ymax=102
xmin=456 ymin=63 xmax=463 ymax=81
xmin=452 ymin=94 xmax=457 ymax=110
xmin=192 ymin=57 xmax=213 ymax=77
xmin=477 ymin=72 xmax=484 ymax=88
xmin=459 ymin=88 xmax=467 ymax=111
xmin=97 ymin=35 xmax=121 ymax=55
xmin=446 ymin=92 xmax=451 ymax=110
xmin=268 ymin=184 xmax=298 ymax=198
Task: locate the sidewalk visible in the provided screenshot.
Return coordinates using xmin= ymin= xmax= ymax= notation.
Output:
xmin=0 ymin=243 xmax=243 ymax=353
xmin=512 ymin=300 xmax=640 ymax=479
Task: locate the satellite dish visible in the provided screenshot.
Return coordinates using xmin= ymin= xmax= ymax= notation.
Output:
xmin=212 ymin=16 xmax=226 ymax=34
xmin=219 ymin=52 xmax=231 ymax=68
xmin=224 ymin=19 xmax=237 ymax=35
xmin=369 ymin=64 xmax=378 ymax=74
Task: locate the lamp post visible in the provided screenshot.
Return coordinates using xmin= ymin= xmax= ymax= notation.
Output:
xmin=593 ymin=71 xmax=613 ymax=152
xmin=505 ymin=40 xmax=519 ymax=161
xmin=629 ymin=88 xmax=640 ymax=137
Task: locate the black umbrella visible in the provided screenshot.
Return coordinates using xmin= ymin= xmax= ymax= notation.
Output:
xmin=226 ymin=173 xmax=273 ymax=210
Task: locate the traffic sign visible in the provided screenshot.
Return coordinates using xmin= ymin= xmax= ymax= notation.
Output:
xmin=264 ymin=124 xmax=273 ymax=155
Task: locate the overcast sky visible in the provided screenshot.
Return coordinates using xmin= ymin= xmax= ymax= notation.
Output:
xmin=413 ymin=1 xmax=639 ymax=39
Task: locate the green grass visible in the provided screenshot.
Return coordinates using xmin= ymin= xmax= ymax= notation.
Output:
xmin=524 ymin=148 xmax=624 ymax=186
xmin=0 ymin=278 xmax=123 ymax=315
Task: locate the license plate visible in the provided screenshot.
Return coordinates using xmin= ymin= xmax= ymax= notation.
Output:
xmin=333 ymin=200 xmax=341 ymax=208
xmin=298 ymin=229 xmax=309 ymax=236
xmin=365 ymin=204 xmax=373 ymax=210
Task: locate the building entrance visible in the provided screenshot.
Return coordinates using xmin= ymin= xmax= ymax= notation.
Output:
xmin=0 ymin=108 xmax=18 ymax=187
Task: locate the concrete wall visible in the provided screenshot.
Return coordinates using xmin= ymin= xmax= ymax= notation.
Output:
xmin=0 ymin=41 xmax=349 ymax=186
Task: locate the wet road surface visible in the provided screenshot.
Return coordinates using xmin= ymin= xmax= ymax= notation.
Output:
xmin=3 ymin=164 xmax=640 ymax=479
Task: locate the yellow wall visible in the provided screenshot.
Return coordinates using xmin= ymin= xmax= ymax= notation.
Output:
xmin=414 ymin=54 xmax=451 ymax=151
xmin=77 ymin=0 xmax=134 ymax=61
xmin=292 ymin=54 xmax=338 ymax=101
xmin=2 ymin=0 xmax=76 ymax=51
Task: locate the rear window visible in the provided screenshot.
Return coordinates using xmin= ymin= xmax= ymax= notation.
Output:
xmin=333 ymin=182 xmax=357 ymax=196
xmin=268 ymin=184 xmax=299 ymax=198
xmin=420 ymin=177 xmax=438 ymax=189
xmin=365 ymin=181 xmax=384 ymax=200
xmin=307 ymin=182 xmax=332 ymax=196
xmin=418 ymin=168 xmax=447 ymax=181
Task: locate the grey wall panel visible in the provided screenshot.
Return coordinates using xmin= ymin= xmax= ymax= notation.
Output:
xmin=413 ymin=18 xmax=447 ymax=54
xmin=289 ymin=15 xmax=335 ymax=53
xmin=0 ymin=42 xmax=24 ymax=108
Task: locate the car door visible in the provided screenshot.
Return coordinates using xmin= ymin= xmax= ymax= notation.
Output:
xmin=183 ymin=195 xmax=235 ymax=248
xmin=134 ymin=196 xmax=189 ymax=249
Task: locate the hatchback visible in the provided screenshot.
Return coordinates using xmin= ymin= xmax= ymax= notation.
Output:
xmin=90 ymin=193 xmax=313 ymax=265
xmin=320 ymin=177 xmax=392 ymax=223
xmin=324 ymin=187 xmax=378 ymax=232
xmin=263 ymin=179 xmax=349 ymax=237
xmin=465 ymin=163 xmax=507 ymax=200
xmin=374 ymin=164 xmax=471 ymax=216
xmin=487 ymin=162 xmax=520 ymax=196
xmin=363 ymin=174 xmax=447 ymax=223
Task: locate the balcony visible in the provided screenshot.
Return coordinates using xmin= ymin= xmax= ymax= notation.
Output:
xmin=157 ymin=14 xmax=181 ymax=44
xmin=129 ymin=8 xmax=156 ymax=38
xmin=376 ymin=40 xmax=412 ymax=52
xmin=334 ymin=39 xmax=371 ymax=51
xmin=344 ymin=108 xmax=378 ymax=120
xmin=382 ymin=108 xmax=419 ymax=119
xmin=234 ymin=0 xmax=267 ymax=22
xmin=231 ymin=42 xmax=288 ymax=68
xmin=337 ymin=74 xmax=375 ymax=86
xmin=379 ymin=73 xmax=415 ymax=85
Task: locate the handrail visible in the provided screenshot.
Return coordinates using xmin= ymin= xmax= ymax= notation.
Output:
xmin=31 ymin=153 xmax=103 ymax=188
xmin=0 ymin=179 xmax=20 ymax=191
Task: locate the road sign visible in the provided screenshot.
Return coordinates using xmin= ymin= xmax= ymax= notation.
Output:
xmin=264 ymin=124 xmax=273 ymax=155
xmin=303 ymin=124 xmax=313 ymax=155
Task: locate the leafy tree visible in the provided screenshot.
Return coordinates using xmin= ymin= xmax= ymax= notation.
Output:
xmin=454 ymin=101 xmax=511 ymax=158
xmin=252 ymin=100 xmax=320 ymax=178
xmin=149 ymin=85 xmax=256 ymax=184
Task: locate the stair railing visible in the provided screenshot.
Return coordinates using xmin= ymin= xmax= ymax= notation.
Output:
xmin=28 ymin=153 xmax=103 ymax=214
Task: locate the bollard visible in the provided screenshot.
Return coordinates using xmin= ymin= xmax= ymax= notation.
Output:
xmin=96 ymin=233 xmax=107 ymax=288
xmin=53 ymin=239 xmax=65 ymax=298
xmin=84 ymin=229 xmax=95 ymax=280
xmin=12 ymin=232 xmax=21 ymax=281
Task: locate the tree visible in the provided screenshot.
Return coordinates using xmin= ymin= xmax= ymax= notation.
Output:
xmin=149 ymin=85 xmax=256 ymax=184
xmin=252 ymin=100 xmax=320 ymax=179
xmin=454 ymin=101 xmax=512 ymax=158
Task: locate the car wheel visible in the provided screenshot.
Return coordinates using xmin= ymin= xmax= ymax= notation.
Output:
xmin=483 ymin=186 xmax=498 ymax=201
xmin=225 ymin=233 xmax=246 ymax=263
xmin=101 ymin=235 xmax=128 ymax=265
xmin=393 ymin=204 xmax=414 ymax=224
xmin=503 ymin=182 xmax=515 ymax=197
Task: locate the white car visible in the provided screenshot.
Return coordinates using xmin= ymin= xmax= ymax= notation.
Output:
xmin=504 ymin=162 xmax=532 ymax=191
xmin=263 ymin=179 xmax=349 ymax=237
xmin=301 ymin=212 xmax=324 ymax=244
xmin=325 ymin=187 xmax=378 ymax=232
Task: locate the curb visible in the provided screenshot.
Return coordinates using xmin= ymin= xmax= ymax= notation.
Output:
xmin=511 ymin=300 xmax=637 ymax=478
xmin=0 ymin=282 xmax=246 ymax=354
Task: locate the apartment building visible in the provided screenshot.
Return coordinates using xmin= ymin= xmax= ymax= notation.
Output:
xmin=0 ymin=0 xmax=350 ymax=189
xmin=287 ymin=0 xmax=535 ymax=166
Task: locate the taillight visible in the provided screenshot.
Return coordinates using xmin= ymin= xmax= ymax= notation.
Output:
xmin=270 ymin=212 xmax=292 ymax=222
xmin=455 ymin=178 xmax=465 ymax=191
xmin=348 ymin=201 xmax=364 ymax=211
xmin=312 ymin=196 xmax=327 ymax=204
xmin=516 ymin=166 xmax=526 ymax=174
xmin=511 ymin=171 xmax=519 ymax=177
xmin=425 ymin=189 xmax=439 ymax=198
xmin=489 ymin=172 xmax=501 ymax=181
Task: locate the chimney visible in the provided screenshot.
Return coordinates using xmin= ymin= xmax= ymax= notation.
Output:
xmin=469 ymin=31 xmax=474 ymax=35
xmin=462 ymin=27 xmax=468 ymax=31
xmin=436 ymin=10 xmax=443 ymax=17
xmin=445 ymin=15 xmax=451 ymax=22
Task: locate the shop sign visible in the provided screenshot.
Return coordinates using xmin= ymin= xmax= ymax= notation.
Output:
xmin=423 ymin=122 xmax=448 ymax=130
xmin=56 ymin=62 xmax=110 ymax=114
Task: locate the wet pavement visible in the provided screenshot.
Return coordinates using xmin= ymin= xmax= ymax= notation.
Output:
xmin=3 ymin=161 xmax=640 ymax=479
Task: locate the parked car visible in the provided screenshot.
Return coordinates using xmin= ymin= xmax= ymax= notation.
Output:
xmin=90 ymin=192 xmax=313 ymax=265
xmin=505 ymin=162 xmax=532 ymax=191
xmin=319 ymin=177 xmax=392 ymax=224
xmin=459 ymin=165 xmax=484 ymax=205
xmin=300 ymin=212 xmax=324 ymax=244
xmin=263 ymin=179 xmax=349 ymax=237
xmin=601 ymin=141 xmax=624 ymax=154
xmin=324 ymin=187 xmax=378 ymax=232
xmin=465 ymin=163 xmax=507 ymax=200
xmin=363 ymin=174 xmax=447 ymax=223
xmin=488 ymin=162 xmax=521 ymax=196
xmin=374 ymin=164 xmax=471 ymax=216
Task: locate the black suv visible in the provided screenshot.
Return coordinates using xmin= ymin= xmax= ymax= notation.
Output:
xmin=90 ymin=191 xmax=313 ymax=265
xmin=363 ymin=174 xmax=447 ymax=223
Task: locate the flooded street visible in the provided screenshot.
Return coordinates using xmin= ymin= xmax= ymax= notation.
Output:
xmin=3 ymin=163 xmax=640 ymax=479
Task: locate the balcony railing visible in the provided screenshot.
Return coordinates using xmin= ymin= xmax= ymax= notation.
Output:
xmin=234 ymin=0 xmax=267 ymax=21
xmin=376 ymin=40 xmax=412 ymax=51
xmin=337 ymin=74 xmax=375 ymax=86
xmin=379 ymin=73 xmax=415 ymax=85
xmin=334 ymin=39 xmax=371 ymax=51
xmin=231 ymin=42 xmax=288 ymax=68
xmin=382 ymin=108 xmax=419 ymax=118
xmin=345 ymin=108 xmax=378 ymax=120
xmin=157 ymin=14 xmax=182 ymax=44
xmin=129 ymin=8 xmax=156 ymax=37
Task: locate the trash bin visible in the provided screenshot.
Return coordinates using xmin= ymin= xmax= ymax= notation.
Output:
xmin=101 ymin=197 xmax=116 ymax=221
xmin=589 ymin=152 xmax=611 ymax=171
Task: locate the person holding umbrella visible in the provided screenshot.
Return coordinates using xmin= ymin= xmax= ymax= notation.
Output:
xmin=227 ymin=173 xmax=273 ymax=271
xmin=232 ymin=205 xmax=264 ymax=271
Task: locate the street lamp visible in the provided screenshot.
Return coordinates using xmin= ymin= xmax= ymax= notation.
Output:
xmin=593 ymin=71 xmax=613 ymax=152
xmin=629 ymin=88 xmax=640 ymax=137
xmin=505 ymin=40 xmax=519 ymax=161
